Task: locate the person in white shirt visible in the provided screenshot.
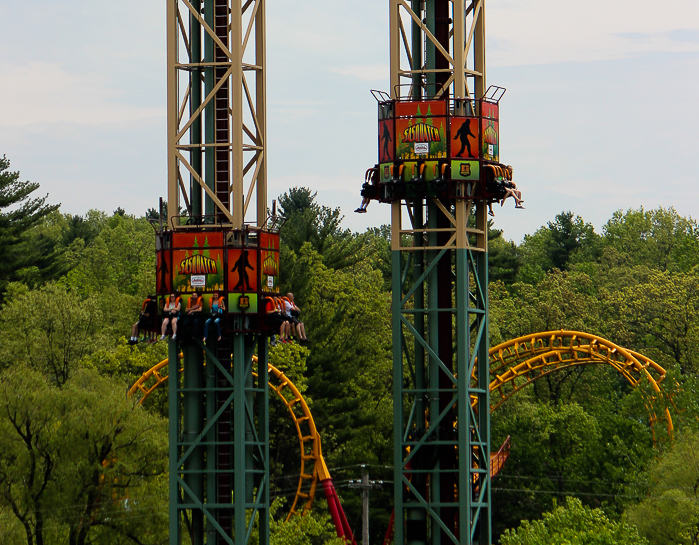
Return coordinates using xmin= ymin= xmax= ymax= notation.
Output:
xmin=284 ymin=293 xmax=308 ymax=342
xmin=160 ymin=293 xmax=181 ymax=340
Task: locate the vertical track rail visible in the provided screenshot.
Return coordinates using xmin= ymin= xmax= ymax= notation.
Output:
xmin=213 ymin=0 xmax=230 ymax=217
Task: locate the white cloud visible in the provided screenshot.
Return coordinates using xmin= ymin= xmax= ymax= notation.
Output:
xmin=0 ymin=62 xmax=162 ymax=128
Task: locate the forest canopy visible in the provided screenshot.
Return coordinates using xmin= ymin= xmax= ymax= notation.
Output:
xmin=1 ymin=164 xmax=699 ymax=544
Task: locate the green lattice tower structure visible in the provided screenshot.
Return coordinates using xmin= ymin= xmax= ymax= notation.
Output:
xmin=369 ymin=1 xmax=510 ymax=542
xmin=163 ymin=0 xmax=275 ymax=543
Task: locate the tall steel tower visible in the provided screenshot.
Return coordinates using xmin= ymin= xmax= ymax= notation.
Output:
xmin=163 ymin=1 xmax=275 ymax=544
xmin=366 ymin=1 xmax=510 ymax=542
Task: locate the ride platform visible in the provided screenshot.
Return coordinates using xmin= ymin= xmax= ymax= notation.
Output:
xmin=156 ymin=225 xmax=281 ymax=334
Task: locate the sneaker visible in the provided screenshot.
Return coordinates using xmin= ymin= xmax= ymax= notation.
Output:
xmin=172 ymin=334 xmax=177 ymax=340
xmin=160 ymin=335 xmax=166 ymax=341
xmin=270 ymin=339 xmax=277 ymax=347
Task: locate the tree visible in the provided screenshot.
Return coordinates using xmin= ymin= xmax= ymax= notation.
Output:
xmin=547 ymin=211 xmax=600 ymax=271
xmin=0 ymin=366 xmax=168 ymax=545
xmin=601 ymin=270 xmax=699 ymax=374
xmin=491 ymin=398 xmax=655 ymax=538
xmin=514 ymin=212 xmax=600 ymax=283
xmin=627 ymin=431 xmax=699 ymax=545
xmin=279 ymin=244 xmax=394 ymax=541
xmin=490 ymin=269 xmax=600 ymax=347
xmin=267 ymin=498 xmax=344 ymax=545
xmin=0 ymin=283 xmax=106 ymax=386
xmin=501 ymin=497 xmax=648 ymax=545
xmin=488 ymin=224 xmax=520 ymax=285
xmin=602 ymin=207 xmax=699 ymax=272
xmin=63 ymin=211 xmax=155 ymax=298
xmin=281 ymin=245 xmax=392 ymax=457
xmin=278 ymin=187 xmax=365 ymax=271
xmin=0 ymin=155 xmax=61 ymax=300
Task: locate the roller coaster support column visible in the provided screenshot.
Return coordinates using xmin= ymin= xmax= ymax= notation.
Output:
xmin=388 ymin=1 xmax=491 ymax=543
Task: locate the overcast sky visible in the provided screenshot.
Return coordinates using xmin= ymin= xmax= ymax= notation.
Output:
xmin=1 ymin=1 xmax=697 ymax=242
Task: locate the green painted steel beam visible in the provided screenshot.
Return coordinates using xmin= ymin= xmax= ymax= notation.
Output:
xmin=169 ymin=331 xmax=269 ymax=545
xmin=168 ymin=340 xmax=179 ymax=544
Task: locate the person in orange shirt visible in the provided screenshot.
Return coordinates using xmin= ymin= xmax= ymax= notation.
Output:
xmin=264 ymin=297 xmax=289 ymax=346
xmin=129 ymin=295 xmax=157 ymax=344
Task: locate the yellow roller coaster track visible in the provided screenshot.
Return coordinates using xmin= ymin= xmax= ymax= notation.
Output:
xmin=129 ymin=331 xmax=672 ymax=519
xmin=484 ymin=330 xmax=672 ymax=436
xmin=128 ymin=356 xmax=330 ymax=519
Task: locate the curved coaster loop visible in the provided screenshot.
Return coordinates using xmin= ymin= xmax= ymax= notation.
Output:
xmin=129 ymin=330 xmax=673 ymax=522
xmin=128 ymin=355 xmax=329 ymax=519
xmin=483 ymin=330 xmax=673 ymax=437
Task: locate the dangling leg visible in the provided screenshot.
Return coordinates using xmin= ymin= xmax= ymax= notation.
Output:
xmin=161 ymin=318 xmax=170 ymax=340
xmin=203 ymin=318 xmax=211 ymax=342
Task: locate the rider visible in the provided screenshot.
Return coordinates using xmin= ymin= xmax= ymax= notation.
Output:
xmin=355 ymin=167 xmax=379 ymax=213
xmin=283 ymin=293 xmax=308 ymax=342
xmin=130 ymin=295 xmax=157 ymax=344
xmin=183 ymin=291 xmax=203 ymax=338
xmin=264 ymin=296 xmax=289 ymax=346
xmin=204 ymin=292 xmax=226 ymax=342
xmin=160 ymin=292 xmax=181 ymax=341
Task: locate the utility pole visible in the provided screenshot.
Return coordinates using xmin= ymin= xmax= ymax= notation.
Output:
xmin=348 ymin=465 xmax=384 ymax=545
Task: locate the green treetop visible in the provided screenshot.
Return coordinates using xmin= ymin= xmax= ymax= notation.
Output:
xmin=0 ymin=155 xmax=60 ymax=300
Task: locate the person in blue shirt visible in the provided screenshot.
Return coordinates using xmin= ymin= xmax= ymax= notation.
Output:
xmin=204 ymin=292 xmax=226 ymax=342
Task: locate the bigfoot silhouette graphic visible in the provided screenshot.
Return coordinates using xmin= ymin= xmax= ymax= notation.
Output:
xmin=158 ymin=255 xmax=170 ymax=292
xmin=380 ymin=122 xmax=393 ymax=161
xmin=453 ymin=120 xmax=475 ymax=157
xmin=232 ymin=250 xmax=253 ymax=290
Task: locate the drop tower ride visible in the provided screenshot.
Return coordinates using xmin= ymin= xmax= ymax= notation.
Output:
xmin=163 ymin=1 xmax=275 ymax=543
xmin=160 ymin=0 xmax=510 ymax=543
xmin=365 ymin=1 xmax=512 ymax=543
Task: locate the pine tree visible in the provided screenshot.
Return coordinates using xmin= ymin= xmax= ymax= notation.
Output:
xmin=0 ymin=155 xmax=60 ymax=300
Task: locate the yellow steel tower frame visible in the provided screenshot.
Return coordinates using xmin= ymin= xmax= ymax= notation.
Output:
xmin=167 ymin=0 xmax=267 ymax=230
xmin=389 ymin=1 xmax=488 ymax=253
